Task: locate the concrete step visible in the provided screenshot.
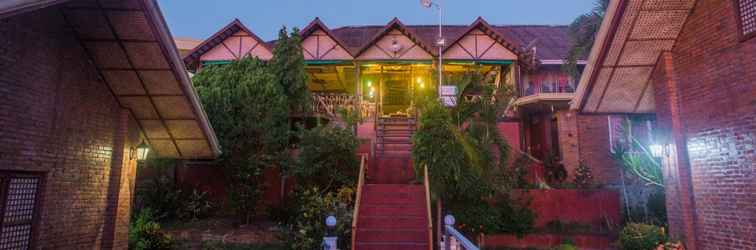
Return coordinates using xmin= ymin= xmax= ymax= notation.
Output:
xmin=359 ymin=204 xmax=427 ymax=216
xmin=355 ymin=242 xmax=429 ymax=250
xmin=355 ymin=229 xmax=429 ymax=243
xmin=357 ymin=215 xmax=428 ymax=229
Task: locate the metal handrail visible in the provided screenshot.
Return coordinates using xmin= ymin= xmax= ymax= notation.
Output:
xmin=444 ymin=224 xmax=480 ymax=250
xmin=351 ymin=154 xmax=368 ymax=250
xmin=423 ymin=165 xmax=433 ymax=250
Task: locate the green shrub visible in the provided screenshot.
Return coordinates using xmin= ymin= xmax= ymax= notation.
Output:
xmin=129 ymin=209 xmax=175 ymax=250
xmin=552 ymin=244 xmax=579 ymax=250
xmin=619 ymin=223 xmax=666 ymax=250
xmin=135 ymin=176 xmax=182 ymax=222
xmin=177 ymin=189 xmax=215 ymax=221
xmin=294 ymin=125 xmax=359 ymax=191
xmin=282 ymin=187 xmax=354 ymax=250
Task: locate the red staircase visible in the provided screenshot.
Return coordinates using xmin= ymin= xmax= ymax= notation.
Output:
xmin=352 ymin=118 xmax=432 ymax=250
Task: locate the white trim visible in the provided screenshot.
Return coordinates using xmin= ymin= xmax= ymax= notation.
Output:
xmin=540 ymin=59 xmax=587 ymax=65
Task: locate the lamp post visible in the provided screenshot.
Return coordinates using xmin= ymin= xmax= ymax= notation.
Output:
xmin=323 ymin=215 xmax=337 ymax=250
xmin=421 ymin=0 xmax=444 ymax=89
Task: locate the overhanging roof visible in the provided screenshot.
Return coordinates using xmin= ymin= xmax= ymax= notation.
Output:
xmin=571 ymin=0 xmax=696 ymax=113
xmin=2 ymin=0 xmax=221 ymax=159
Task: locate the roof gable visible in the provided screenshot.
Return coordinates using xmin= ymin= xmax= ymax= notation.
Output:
xmin=300 ymin=18 xmax=354 ymax=60
xmin=183 ymin=19 xmax=272 ymax=66
xmin=444 ymin=17 xmax=524 ymax=60
xmin=356 ymin=18 xmax=435 ymax=60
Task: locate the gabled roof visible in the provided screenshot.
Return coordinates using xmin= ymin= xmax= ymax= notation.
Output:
xmin=354 ymin=18 xmax=436 ymax=57
xmin=443 ymin=17 xmax=525 ymax=57
xmin=183 ymin=19 xmax=271 ymax=66
xmin=330 ymin=24 xmax=576 ymax=61
xmin=300 ymin=17 xmax=355 ymax=58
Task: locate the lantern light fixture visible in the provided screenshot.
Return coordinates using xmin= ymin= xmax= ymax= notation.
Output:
xmin=135 ymin=140 xmax=150 ymax=161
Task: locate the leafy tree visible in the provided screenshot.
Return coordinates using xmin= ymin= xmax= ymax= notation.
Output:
xmin=412 ymin=68 xmax=533 ymax=236
xmin=563 ymin=0 xmax=610 ymax=78
xmin=270 ymin=27 xmax=310 ymax=114
xmin=193 ymin=58 xmax=289 ymax=224
xmin=294 ymin=125 xmax=360 ymax=192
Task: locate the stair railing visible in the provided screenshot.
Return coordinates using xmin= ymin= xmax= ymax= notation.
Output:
xmin=351 ymin=154 xmax=368 ymax=250
xmin=423 ymin=165 xmax=433 ymax=250
xmin=443 ymin=215 xmax=480 ymax=250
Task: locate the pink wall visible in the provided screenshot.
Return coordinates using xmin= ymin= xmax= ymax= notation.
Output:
xmin=445 ymin=29 xmax=517 ymax=60
xmin=497 ymin=121 xmax=521 ymax=151
xmin=200 ymin=31 xmax=272 ymax=62
xmin=358 ymin=30 xmax=432 ymax=60
xmin=516 ymin=189 xmax=621 ymax=228
xmin=302 ymin=30 xmax=352 ymax=60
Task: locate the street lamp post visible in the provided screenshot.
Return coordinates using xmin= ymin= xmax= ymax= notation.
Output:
xmin=421 ymin=0 xmax=444 ymax=89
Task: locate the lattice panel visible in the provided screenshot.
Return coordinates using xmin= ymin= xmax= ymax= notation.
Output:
xmin=0 ymin=177 xmax=40 ymax=250
xmin=740 ymin=0 xmax=756 ymax=36
xmin=604 ymin=0 xmax=643 ymax=66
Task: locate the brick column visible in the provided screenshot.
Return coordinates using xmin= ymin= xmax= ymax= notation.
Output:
xmin=653 ymin=52 xmax=698 ymax=249
xmin=100 ymin=109 xmax=133 ymax=250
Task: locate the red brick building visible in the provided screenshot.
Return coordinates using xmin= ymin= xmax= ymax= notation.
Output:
xmin=573 ymin=0 xmax=755 ymax=249
xmin=0 ymin=0 xmax=219 ymax=249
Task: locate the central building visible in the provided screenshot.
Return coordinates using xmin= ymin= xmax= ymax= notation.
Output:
xmin=182 ymin=17 xmax=608 ymax=182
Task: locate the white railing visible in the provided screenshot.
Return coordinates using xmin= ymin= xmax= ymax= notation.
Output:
xmin=311 ymin=93 xmax=375 ymax=121
xmin=311 ymin=93 xmax=356 ymax=117
xmin=442 ymin=215 xmax=480 ymax=250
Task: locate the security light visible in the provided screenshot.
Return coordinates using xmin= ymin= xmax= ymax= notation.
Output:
xmin=649 ymin=144 xmax=663 ymax=158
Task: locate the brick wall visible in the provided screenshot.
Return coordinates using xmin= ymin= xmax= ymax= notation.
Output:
xmin=555 ymin=110 xmax=579 ymax=178
xmin=652 ymin=0 xmax=756 ymax=249
xmin=575 ymin=114 xmax=622 ymax=185
xmin=0 ymin=7 xmax=140 ymax=249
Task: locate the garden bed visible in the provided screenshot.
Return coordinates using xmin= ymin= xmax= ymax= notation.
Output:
xmin=482 ymin=233 xmax=614 ymax=250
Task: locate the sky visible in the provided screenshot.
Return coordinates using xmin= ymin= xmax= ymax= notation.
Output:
xmin=159 ymin=0 xmax=597 ymax=41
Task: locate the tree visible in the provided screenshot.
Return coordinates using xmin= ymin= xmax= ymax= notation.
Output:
xmin=412 ymin=68 xmax=534 ymax=236
xmin=192 ymin=58 xmax=290 ymax=224
xmin=295 ymin=125 xmax=360 ymax=192
xmin=563 ymin=0 xmax=610 ymax=78
xmin=270 ymin=27 xmax=310 ymax=114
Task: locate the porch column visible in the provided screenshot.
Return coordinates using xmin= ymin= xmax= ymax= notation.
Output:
xmin=354 ymin=62 xmax=362 ymax=121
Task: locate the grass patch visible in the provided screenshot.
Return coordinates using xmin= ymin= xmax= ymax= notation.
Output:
xmin=201 ymin=241 xmax=286 ymax=250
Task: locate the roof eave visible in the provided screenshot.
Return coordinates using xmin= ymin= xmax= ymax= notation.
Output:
xmin=143 ymin=0 xmax=222 ymax=158
xmin=570 ymin=0 xmax=625 ymax=111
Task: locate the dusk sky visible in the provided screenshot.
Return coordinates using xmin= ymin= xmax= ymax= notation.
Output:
xmin=159 ymin=0 xmax=597 ymax=41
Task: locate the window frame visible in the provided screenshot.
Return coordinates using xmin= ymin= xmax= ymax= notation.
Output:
xmin=734 ymin=0 xmax=756 ymax=41
xmin=0 ymin=171 xmax=45 ymax=250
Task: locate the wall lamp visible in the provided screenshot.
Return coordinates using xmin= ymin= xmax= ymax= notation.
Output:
xmin=130 ymin=140 xmax=151 ymax=161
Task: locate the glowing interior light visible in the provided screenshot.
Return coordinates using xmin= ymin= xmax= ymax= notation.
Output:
xmin=416 ymin=77 xmax=423 ymax=83
xmin=366 ymin=81 xmax=372 ymax=87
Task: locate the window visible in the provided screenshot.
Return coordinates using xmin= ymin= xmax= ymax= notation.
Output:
xmin=0 ymin=173 xmax=42 ymax=250
xmin=737 ymin=0 xmax=756 ymax=40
